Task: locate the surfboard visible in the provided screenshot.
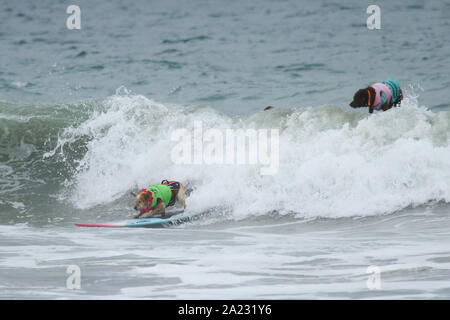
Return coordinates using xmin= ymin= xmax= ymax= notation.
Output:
xmin=75 ymin=211 xmax=199 ymax=228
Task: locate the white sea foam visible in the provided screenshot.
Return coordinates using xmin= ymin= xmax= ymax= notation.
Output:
xmin=55 ymin=90 xmax=450 ymax=219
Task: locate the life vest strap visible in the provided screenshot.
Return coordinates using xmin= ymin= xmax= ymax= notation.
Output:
xmin=161 ymin=180 xmax=180 ymax=207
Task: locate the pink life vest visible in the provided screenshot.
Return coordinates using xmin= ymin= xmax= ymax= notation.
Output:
xmin=371 ymin=83 xmax=392 ymax=110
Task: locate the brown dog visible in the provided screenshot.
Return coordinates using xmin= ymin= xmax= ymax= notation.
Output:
xmin=131 ymin=180 xmax=186 ymax=218
xmin=350 ymin=78 xmax=403 ymax=113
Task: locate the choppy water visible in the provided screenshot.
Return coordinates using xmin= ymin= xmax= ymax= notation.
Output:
xmin=1 ymin=0 xmax=450 ymax=299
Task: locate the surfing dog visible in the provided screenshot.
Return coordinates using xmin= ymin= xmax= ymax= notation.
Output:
xmin=349 ymin=78 xmax=403 ymax=113
xmin=131 ymin=180 xmax=186 ymax=218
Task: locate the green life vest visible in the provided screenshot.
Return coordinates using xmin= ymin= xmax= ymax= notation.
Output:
xmin=146 ymin=184 xmax=172 ymax=209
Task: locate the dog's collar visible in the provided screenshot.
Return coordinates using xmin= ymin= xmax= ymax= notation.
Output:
xmin=367 ymin=89 xmax=371 ymax=106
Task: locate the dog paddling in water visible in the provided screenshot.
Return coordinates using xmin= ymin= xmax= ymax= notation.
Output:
xmin=349 ymin=78 xmax=403 ymax=113
xmin=131 ymin=180 xmax=186 ymax=218
xmin=264 ymin=78 xmax=402 ymax=114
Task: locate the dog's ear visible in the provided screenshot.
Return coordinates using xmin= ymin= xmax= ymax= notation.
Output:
xmin=131 ymin=192 xmax=137 ymax=198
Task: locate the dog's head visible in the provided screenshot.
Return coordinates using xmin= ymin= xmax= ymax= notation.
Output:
xmin=131 ymin=191 xmax=150 ymax=211
xmin=349 ymin=88 xmax=371 ymax=108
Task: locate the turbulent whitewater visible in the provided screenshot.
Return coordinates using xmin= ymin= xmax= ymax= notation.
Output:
xmin=1 ymin=89 xmax=449 ymax=225
xmin=1 ymin=0 xmax=449 ymax=299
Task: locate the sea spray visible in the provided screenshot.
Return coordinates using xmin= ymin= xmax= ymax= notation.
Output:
xmin=44 ymin=91 xmax=450 ymax=219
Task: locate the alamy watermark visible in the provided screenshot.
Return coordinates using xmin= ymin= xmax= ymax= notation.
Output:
xmin=367 ymin=5 xmax=381 ymax=30
xmin=366 ymin=265 xmax=381 ymax=290
xmin=66 ymin=5 xmax=81 ymax=30
xmin=170 ymin=121 xmax=279 ymax=175
xmin=66 ymin=264 xmax=81 ymax=289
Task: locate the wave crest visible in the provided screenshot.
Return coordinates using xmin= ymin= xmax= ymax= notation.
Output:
xmin=45 ymin=90 xmax=450 ymax=218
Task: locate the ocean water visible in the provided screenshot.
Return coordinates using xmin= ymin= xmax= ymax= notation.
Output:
xmin=0 ymin=0 xmax=449 ymax=299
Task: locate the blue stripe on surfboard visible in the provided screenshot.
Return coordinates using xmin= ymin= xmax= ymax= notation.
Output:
xmin=124 ymin=212 xmax=195 ymax=226
xmin=75 ymin=212 xmax=198 ymax=228
xmin=124 ymin=217 xmax=167 ymax=227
